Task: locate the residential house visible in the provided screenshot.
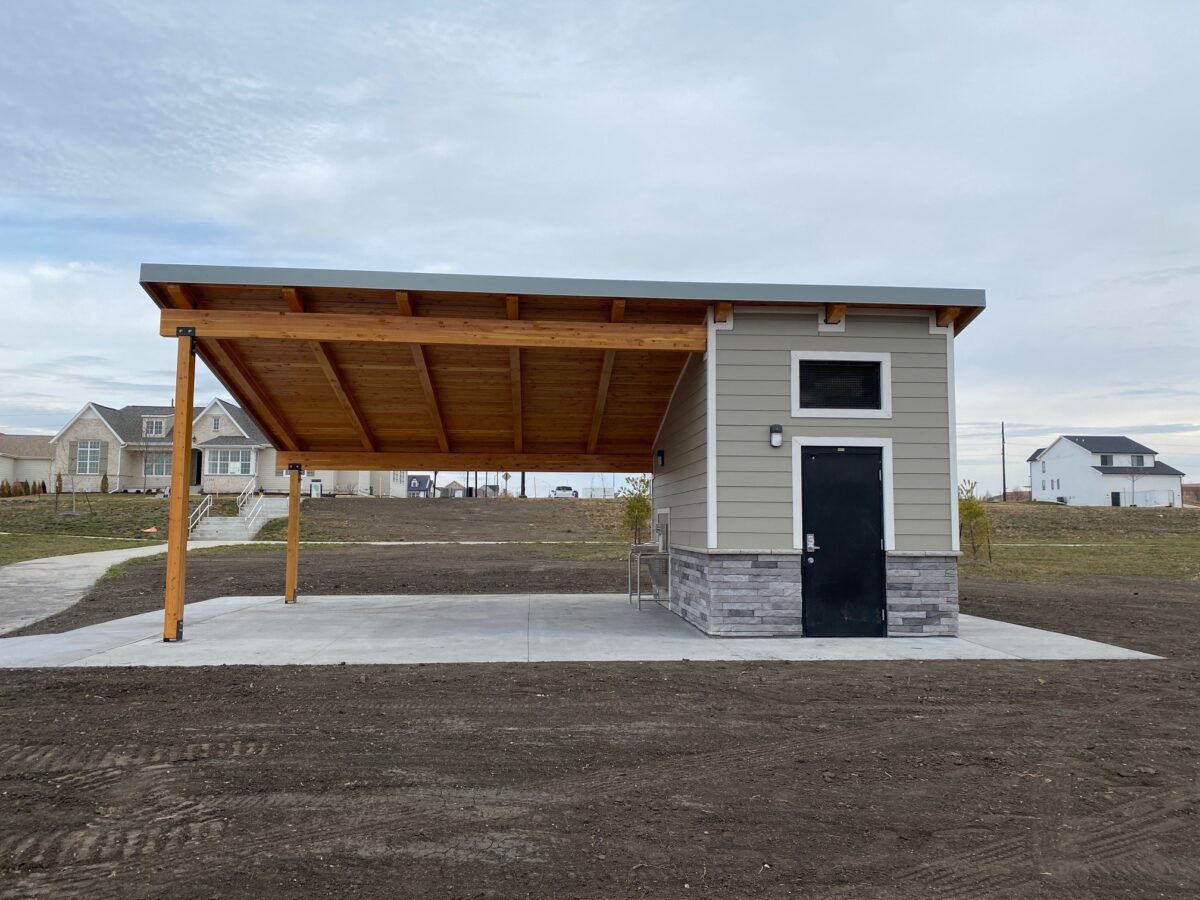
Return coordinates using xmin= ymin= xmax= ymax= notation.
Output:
xmin=405 ymin=474 xmax=434 ymax=498
xmin=50 ymin=399 xmax=408 ymax=497
xmin=0 ymin=433 xmax=53 ymax=487
xmin=1028 ymin=436 xmax=1185 ymax=507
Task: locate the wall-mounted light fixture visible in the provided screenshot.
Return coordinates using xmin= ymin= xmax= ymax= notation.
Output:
xmin=769 ymin=424 xmax=783 ymax=448
xmin=656 ymin=449 xmax=665 ymax=467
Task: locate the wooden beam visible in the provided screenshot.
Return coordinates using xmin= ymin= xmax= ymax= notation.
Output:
xmin=276 ymin=451 xmax=651 ymax=474
xmin=159 ymin=308 xmax=708 ymax=352
xmin=396 ymin=291 xmax=450 ymax=453
xmin=714 ymin=301 xmax=732 ymax=323
xmin=284 ymin=287 xmax=375 ymax=451
xmin=585 ymin=300 xmax=627 ymax=454
xmin=284 ymin=466 xmax=300 ymax=603
xmin=936 ymin=307 xmax=961 ymax=328
xmin=824 ymin=303 xmax=846 ymax=325
xmin=162 ymin=284 xmax=302 ymax=452
xmin=163 ymin=334 xmax=195 ymax=641
xmin=506 ymin=296 xmax=522 ymax=452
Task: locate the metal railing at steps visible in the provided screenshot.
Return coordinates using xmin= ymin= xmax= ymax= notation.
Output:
xmin=236 ymin=479 xmax=258 ymax=512
xmin=187 ymin=493 xmax=213 ymax=534
xmin=243 ymin=496 xmax=267 ymax=538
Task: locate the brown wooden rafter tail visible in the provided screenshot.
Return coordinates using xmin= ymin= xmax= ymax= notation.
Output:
xmin=162 ymin=284 xmax=301 ymax=451
xmin=396 ymin=291 xmax=450 ymax=453
xmin=824 ymin=303 xmax=847 ymax=325
xmin=714 ymin=301 xmax=732 ymax=322
xmin=936 ymin=307 xmax=961 ymax=329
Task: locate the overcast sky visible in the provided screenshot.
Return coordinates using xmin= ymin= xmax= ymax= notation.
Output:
xmin=1 ymin=1 xmax=1197 ymax=493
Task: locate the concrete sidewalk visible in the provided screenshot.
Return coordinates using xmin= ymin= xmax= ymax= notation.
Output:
xmin=0 ymin=541 xmax=249 ymax=636
xmin=0 ymin=593 xmax=1160 ymax=667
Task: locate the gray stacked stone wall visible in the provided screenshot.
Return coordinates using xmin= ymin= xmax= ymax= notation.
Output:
xmin=671 ymin=548 xmax=960 ymax=638
xmin=885 ymin=555 xmax=959 ymax=636
xmin=669 ymin=548 xmax=804 ymax=636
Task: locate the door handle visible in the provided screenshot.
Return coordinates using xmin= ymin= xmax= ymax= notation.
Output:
xmin=805 ymin=533 xmax=820 ymax=552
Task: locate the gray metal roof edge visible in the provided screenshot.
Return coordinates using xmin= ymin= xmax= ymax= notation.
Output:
xmin=140 ymin=263 xmax=985 ymax=308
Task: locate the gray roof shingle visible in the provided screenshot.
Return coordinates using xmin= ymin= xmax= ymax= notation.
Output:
xmin=85 ymin=402 xmax=266 ymax=445
xmin=1063 ymin=435 xmax=1156 ymax=455
xmin=1093 ymin=462 xmax=1185 ymax=477
xmin=0 ymin=433 xmax=53 ymax=459
xmin=1026 ymin=448 xmax=1046 ymax=462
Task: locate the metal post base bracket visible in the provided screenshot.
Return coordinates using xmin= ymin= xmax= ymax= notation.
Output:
xmin=163 ymin=621 xmax=184 ymax=642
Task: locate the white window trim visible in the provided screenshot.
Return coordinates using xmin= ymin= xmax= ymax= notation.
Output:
xmin=77 ymin=440 xmax=101 ymax=475
xmin=143 ymin=418 xmax=165 ymax=437
xmin=206 ymin=448 xmax=254 ymax=476
xmin=212 ymin=416 xmax=221 ymax=432
xmin=791 ymin=436 xmax=895 ymax=551
xmin=790 ymin=350 xmax=892 ymax=419
xmin=144 ymin=452 xmax=171 ymax=477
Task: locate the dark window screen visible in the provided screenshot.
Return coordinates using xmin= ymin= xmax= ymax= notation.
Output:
xmin=798 ymin=360 xmax=881 ymax=409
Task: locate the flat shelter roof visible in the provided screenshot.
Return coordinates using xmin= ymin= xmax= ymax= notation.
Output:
xmin=141 ymin=263 xmax=985 ymax=473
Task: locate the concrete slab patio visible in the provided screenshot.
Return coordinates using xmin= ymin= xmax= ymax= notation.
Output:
xmin=0 ymin=593 xmax=1159 ymax=667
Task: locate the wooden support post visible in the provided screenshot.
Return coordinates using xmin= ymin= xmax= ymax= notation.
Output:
xmin=284 ymin=464 xmax=301 ymax=603
xmin=163 ymin=330 xmax=196 ymax=641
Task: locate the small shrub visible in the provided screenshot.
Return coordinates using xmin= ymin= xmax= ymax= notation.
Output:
xmin=11 ymin=481 xmax=24 ymax=497
xmin=0 ymin=480 xmax=10 ymax=498
xmin=100 ymin=473 xmax=110 ymax=493
xmin=55 ymin=473 xmax=62 ymax=495
xmin=958 ymin=479 xmax=993 ymax=562
xmin=41 ymin=480 xmax=48 ymax=494
xmin=617 ymin=475 xmax=651 ymax=543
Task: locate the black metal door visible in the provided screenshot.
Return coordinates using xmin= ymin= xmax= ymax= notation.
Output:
xmin=800 ymin=446 xmax=886 ymax=637
xmin=1111 ymin=492 xmax=1121 ymax=507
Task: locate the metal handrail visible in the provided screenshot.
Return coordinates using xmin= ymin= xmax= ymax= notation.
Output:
xmin=236 ymin=479 xmax=258 ymax=512
xmin=243 ymin=496 xmax=266 ymax=537
xmin=187 ymin=494 xmax=213 ymax=534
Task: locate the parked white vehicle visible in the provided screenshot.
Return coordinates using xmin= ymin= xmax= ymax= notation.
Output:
xmin=549 ymin=485 xmax=575 ymax=498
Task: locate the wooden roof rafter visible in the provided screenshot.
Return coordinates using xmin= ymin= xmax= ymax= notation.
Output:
xmin=283 ymin=287 xmax=376 ymax=452
xmin=396 ymin=291 xmax=451 ymax=453
xmin=161 ymin=283 xmax=302 ymax=451
xmin=506 ymin=295 xmax=523 ymax=452
xmin=586 ymin=300 xmax=626 ymax=454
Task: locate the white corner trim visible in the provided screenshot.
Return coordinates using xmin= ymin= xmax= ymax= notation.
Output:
xmin=705 ymin=308 xmax=718 ymax=549
xmin=790 ymin=350 xmax=892 ymax=419
xmin=946 ymin=324 xmax=959 ymax=552
xmin=791 ymin=436 xmax=896 ymax=551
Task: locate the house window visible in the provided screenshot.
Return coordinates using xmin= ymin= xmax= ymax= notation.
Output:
xmin=791 ymin=351 xmax=891 ymax=418
xmin=144 ymin=452 xmax=171 ymax=476
xmin=1131 ymin=454 xmax=1144 ymax=467
xmin=212 ymin=416 xmax=221 ymax=432
xmin=1100 ymin=454 xmax=1113 ymax=466
xmin=1041 ymin=461 xmax=1045 ymax=473
xmin=207 ymin=449 xmax=252 ymax=475
xmin=77 ymin=440 xmax=101 ymax=475
xmin=1042 ymin=480 xmax=1046 ymax=490
xmin=143 ymin=418 xmax=164 ymax=437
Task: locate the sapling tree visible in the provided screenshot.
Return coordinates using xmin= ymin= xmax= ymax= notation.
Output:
xmin=617 ymin=475 xmax=652 ymax=543
xmin=958 ymin=479 xmax=992 ymax=562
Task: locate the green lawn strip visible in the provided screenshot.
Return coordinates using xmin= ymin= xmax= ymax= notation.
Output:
xmin=959 ymin=536 xmax=1200 ymax=581
xmin=0 ymin=494 xmax=237 ymax=539
xmin=0 ymin=534 xmax=163 ymax=568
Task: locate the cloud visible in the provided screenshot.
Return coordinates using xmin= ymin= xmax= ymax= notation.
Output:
xmin=0 ymin=1 xmax=1197 ymax=486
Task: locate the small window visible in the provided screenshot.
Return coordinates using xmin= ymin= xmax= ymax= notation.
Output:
xmin=212 ymin=416 xmax=221 ymax=432
xmin=144 ymin=418 xmax=164 ymax=437
xmin=1041 ymin=461 xmax=1046 ymax=473
xmin=791 ymin=351 xmax=891 ymax=418
xmin=1042 ymin=480 xmax=1046 ymax=490
xmin=144 ymin=452 xmax=171 ymax=477
xmin=1131 ymin=454 xmax=1144 ymax=467
xmin=1100 ymin=454 xmax=1113 ymax=466
xmin=77 ymin=440 xmax=101 ymax=475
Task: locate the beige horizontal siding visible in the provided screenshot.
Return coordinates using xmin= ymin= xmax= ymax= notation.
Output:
xmin=714 ymin=311 xmax=953 ymax=552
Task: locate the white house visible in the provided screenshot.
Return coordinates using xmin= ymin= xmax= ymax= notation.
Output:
xmin=50 ymin=399 xmax=409 ymax=497
xmin=1028 ymin=436 xmax=1185 ymax=508
xmin=0 ymin=433 xmax=53 ymax=487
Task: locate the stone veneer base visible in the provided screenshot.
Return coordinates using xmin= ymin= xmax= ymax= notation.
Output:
xmin=668 ymin=548 xmax=958 ymax=637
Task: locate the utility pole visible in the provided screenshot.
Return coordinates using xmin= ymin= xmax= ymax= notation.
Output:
xmin=520 ymin=471 xmax=526 ymax=498
xmin=1001 ymin=421 xmax=1008 ymax=501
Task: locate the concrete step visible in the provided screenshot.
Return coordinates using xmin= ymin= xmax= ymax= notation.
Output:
xmin=239 ymin=498 xmax=289 ymax=519
xmin=192 ymin=516 xmax=252 ymax=540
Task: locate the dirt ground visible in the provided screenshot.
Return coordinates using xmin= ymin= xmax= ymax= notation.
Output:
xmin=254 ymin=496 xmax=625 ymax=543
xmin=3 ymin=561 xmax=1199 ymax=897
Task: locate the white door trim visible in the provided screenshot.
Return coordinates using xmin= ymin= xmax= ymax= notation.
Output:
xmin=791 ymin=436 xmax=895 ymax=551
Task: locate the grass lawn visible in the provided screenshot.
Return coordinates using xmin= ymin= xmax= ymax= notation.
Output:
xmin=0 ymin=493 xmax=236 ymax=540
xmin=960 ymin=501 xmax=1200 ymax=581
xmin=0 ymin=533 xmax=160 ymax=567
